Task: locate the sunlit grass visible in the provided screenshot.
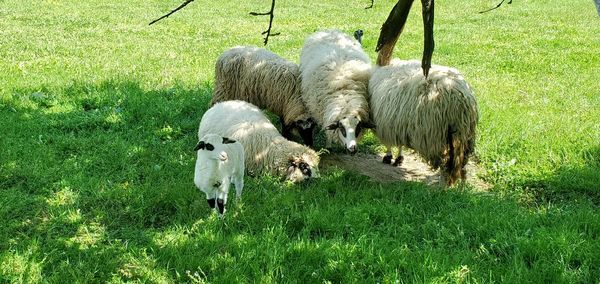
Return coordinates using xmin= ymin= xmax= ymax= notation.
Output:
xmin=1 ymin=0 xmax=599 ymax=282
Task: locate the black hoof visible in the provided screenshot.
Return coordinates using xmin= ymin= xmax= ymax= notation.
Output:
xmin=382 ymin=154 xmax=393 ymax=164
xmin=393 ymin=155 xmax=404 ymax=166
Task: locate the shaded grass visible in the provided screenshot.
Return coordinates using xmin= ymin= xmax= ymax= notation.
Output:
xmin=1 ymin=0 xmax=599 ymax=282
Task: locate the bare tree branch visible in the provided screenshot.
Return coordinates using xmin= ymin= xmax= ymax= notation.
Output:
xmin=149 ymin=0 xmax=195 ymax=26
xmin=250 ymin=0 xmax=280 ymax=45
xmin=421 ymin=0 xmax=434 ymax=78
xmin=479 ymin=0 xmax=512 ymax=14
xmin=365 ymin=0 xmax=375 ymax=9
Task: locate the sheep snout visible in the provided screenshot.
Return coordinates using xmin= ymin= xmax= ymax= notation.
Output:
xmin=218 ymin=151 xmax=228 ymax=161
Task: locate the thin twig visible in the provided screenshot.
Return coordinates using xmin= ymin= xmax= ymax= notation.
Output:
xmin=479 ymin=0 xmax=512 ymax=14
xmin=149 ymin=0 xmax=195 ymax=25
xmin=250 ymin=0 xmax=279 ymax=45
xmin=365 ymin=0 xmax=374 ymax=9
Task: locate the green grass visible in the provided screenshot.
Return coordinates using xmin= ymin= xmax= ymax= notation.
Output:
xmin=1 ymin=0 xmax=599 ymax=282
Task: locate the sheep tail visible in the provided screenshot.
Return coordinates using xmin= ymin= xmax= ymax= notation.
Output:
xmin=445 ymin=126 xmax=465 ymax=186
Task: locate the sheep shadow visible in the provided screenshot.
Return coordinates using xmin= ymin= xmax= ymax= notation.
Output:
xmin=320 ymin=150 xmax=489 ymax=190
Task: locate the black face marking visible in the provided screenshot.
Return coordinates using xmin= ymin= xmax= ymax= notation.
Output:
xmin=325 ymin=122 xmax=339 ymax=130
xmin=296 ymin=118 xmax=316 ymax=130
xmin=207 ymin=198 xmax=216 ymax=209
xmin=213 ymin=181 xmax=222 ymax=188
xmin=298 ymin=162 xmax=312 ymax=177
xmin=222 ymin=137 xmax=236 ymax=144
xmin=194 ymin=141 xmax=205 ymax=151
xmin=194 ymin=141 xmax=214 ymax=151
xmin=339 ymin=124 xmax=347 ymax=137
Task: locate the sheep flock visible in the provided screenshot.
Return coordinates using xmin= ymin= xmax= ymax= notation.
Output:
xmin=195 ymin=29 xmax=479 ymax=215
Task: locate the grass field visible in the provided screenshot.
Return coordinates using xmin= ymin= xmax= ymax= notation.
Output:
xmin=1 ymin=0 xmax=599 ymax=282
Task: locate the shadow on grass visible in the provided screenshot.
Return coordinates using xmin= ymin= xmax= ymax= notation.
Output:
xmin=1 ymin=80 xmax=599 ymax=282
xmin=1 ymin=79 xmax=215 ymax=281
xmin=521 ymin=146 xmax=600 ymax=205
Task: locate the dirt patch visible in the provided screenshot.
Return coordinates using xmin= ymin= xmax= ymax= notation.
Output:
xmin=320 ymin=150 xmax=489 ymax=190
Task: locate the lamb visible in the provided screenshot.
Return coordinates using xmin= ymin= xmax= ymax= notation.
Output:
xmin=369 ymin=59 xmax=478 ymax=186
xmin=212 ymin=46 xmax=315 ymax=146
xmin=198 ymin=100 xmax=320 ymax=183
xmin=299 ymin=29 xmax=375 ymax=154
xmin=194 ymin=133 xmax=245 ymax=217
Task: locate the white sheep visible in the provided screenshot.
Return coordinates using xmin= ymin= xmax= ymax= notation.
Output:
xmin=194 ymin=133 xmax=245 ymax=216
xmin=198 ymin=100 xmax=320 ymax=183
xmin=369 ymin=59 xmax=478 ymax=186
xmin=299 ymin=29 xmax=375 ymax=154
xmin=212 ymin=46 xmax=315 ymax=146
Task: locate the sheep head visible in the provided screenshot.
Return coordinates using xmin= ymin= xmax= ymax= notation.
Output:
xmin=195 ymin=134 xmax=237 ymax=161
xmin=325 ymin=116 xmax=375 ymax=155
xmin=294 ymin=117 xmax=316 ymax=146
xmin=286 ymin=155 xmax=320 ymax=183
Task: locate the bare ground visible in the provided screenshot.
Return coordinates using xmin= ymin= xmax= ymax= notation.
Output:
xmin=320 ymin=150 xmax=490 ymax=190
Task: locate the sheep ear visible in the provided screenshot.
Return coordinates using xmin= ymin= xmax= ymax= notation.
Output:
xmin=222 ymin=137 xmax=236 ymax=144
xmin=360 ymin=120 xmax=376 ymax=129
xmin=325 ymin=122 xmax=339 ymax=130
xmin=194 ymin=141 xmax=205 ymax=151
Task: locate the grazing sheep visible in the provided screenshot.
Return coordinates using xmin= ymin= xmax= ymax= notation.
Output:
xmin=199 ymin=100 xmax=320 ymax=183
xmin=212 ymin=46 xmax=315 ymax=146
xmin=369 ymin=59 xmax=478 ymax=186
xmin=299 ymin=29 xmax=375 ymax=154
xmin=194 ymin=133 xmax=245 ymax=217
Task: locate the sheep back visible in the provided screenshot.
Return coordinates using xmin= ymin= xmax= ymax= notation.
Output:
xmin=212 ymin=46 xmax=311 ymax=126
xmin=369 ymin=60 xmax=478 ymax=170
xmin=198 ymin=100 xmax=320 ymax=180
xmin=299 ymin=30 xmax=372 ymax=131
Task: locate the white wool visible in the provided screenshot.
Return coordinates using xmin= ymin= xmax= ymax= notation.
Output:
xmin=194 ymin=133 xmax=245 ymax=215
xmin=198 ymin=100 xmax=320 ymax=183
xmin=299 ymin=30 xmax=373 ymax=150
xmin=212 ymin=46 xmax=311 ymax=127
xmin=369 ymin=59 xmax=478 ymax=186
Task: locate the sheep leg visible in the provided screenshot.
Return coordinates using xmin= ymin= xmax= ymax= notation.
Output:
xmin=216 ymin=198 xmax=226 ymax=217
xmin=233 ymin=174 xmax=244 ymax=201
xmin=393 ymin=146 xmax=404 ymax=166
xmin=382 ymin=144 xmax=393 ymax=164
xmin=217 ymin=182 xmax=230 ymax=217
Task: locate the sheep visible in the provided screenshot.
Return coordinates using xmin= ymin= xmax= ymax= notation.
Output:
xmin=198 ymin=100 xmax=320 ymax=183
xmin=299 ymin=29 xmax=375 ymax=154
xmin=369 ymin=59 xmax=478 ymax=186
xmin=194 ymin=133 xmax=245 ymax=217
xmin=211 ymin=46 xmax=316 ymax=146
